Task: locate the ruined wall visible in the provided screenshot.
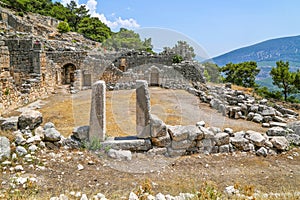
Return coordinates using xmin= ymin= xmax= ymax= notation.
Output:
xmin=173 ymin=61 xmax=206 ymax=83
xmin=0 ymin=74 xmax=49 ymax=114
xmin=30 ymin=13 xmax=59 ymax=28
xmin=113 ymin=51 xmax=174 ymax=71
xmin=5 ymin=39 xmax=41 ymax=74
xmin=0 ymin=39 xmax=56 ymax=115
xmin=81 ymin=56 xmax=112 ymax=88
xmin=0 ymin=10 xmax=33 ymax=33
xmin=46 ymin=51 xmax=88 ymax=91
xmin=0 ymin=40 xmax=9 ymax=71
xmin=46 ymin=51 xmax=87 ymax=69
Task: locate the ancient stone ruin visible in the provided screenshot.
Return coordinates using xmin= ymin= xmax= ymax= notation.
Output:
xmin=0 ymin=7 xmax=299 ymax=159
xmin=84 ymin=80 xmax=300 ymax=157
xmin=89 ymin=81 xmax=106 ymax=142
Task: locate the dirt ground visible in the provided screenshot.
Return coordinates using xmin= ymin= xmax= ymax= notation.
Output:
xmin=40 ymin=87 xmax=268 ymax=137
xmin=2 ymin=87 xmax=300 ymax=199
xmin=2 ymin=147 xmax=299 ymax=199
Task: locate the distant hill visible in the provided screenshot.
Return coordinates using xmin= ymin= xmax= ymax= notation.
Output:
xmin=209 ymin=35 xmax=300 ymax=80
xmin=211 ymin=35 xmax=300 ymax=66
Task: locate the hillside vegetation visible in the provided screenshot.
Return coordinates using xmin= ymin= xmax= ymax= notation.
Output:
xmin=0 ymin=0 xmax=112 ymax=42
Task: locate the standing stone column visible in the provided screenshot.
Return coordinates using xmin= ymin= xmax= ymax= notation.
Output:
xmin=89 ymin=81 xmax=106 ymax=142
xmin=73 ymin=69 xmax=82 ymax=91
xmin=136 ymin=80 xmax=151 ymax=138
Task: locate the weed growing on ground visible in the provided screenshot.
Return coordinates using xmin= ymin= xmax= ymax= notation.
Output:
xmin=82 ymin=138 xmax=102 ymax=151
xmin=134 ymin=178 xmax=154 ymax=199
xmin=0 ymin=130 xmax=15 ymax=142
xmin=196 ymin=181 xmax=223 ymax=200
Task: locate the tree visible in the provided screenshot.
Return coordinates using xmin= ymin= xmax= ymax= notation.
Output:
xmin=49 ymin=2 xmax=71 ymax=21
xmin=203 ymin=69 xmax=211 ymax=82
xmin=170 ymin=41 xmax=195 ymax=60
xmin=294 ymin=70 xmax=300 ymax=90
xmin=78 ymin=17 xmax=111 ymax=42
xmin=143 ymin=38 xmax=153 ymax=53
xmin=66 ymin=1 xmax=90 ymax=31
xmin=255 ymin=86 xmax=283 ymax=100
xmin=57 ymin=21 xmax=70 ymax=33
xmin=202 ymin=62 xmax=221 ymax=83
xmin=270 ymin=60 xmax=296 ymax=101
xmin=7 ymin=0 xmax=28 ymax=12
xmin=102 ymin=28 xmax=152 ymax=51
xmin=220 ymin=61 xmax=260 ymax=88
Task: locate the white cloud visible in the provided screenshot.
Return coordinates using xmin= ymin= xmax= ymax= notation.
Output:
xmin=60 ymin=0 xmax=140 ymax=30
xmin=86 ymin=0 xmax=97 ymax=13
xmin=85 ymin=0 xmax=140 ymax=30
xmin=61 ymin=0 xmax=79 ymax=6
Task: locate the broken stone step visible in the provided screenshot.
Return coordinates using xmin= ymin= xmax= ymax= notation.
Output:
xmin=101 ymin=138 xmax=152 ymax=152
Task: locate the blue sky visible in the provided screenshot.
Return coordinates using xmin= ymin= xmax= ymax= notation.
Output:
xmin=59 ymin=0 xmax=300 ymax=58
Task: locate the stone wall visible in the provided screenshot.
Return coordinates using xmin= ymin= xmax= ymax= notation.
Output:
xmin=46 ymin=51 xmax=87 ymax=69
xmin=5 ymin=39 xmax=41 ymax=74
xmin=30 ymin=13 xmax=59 ymax=29
xmin=0 ymin=10 xmax=33 ymax=33
xmin=80 ymin=56 xmax=112 ymax=88
xmin=113 ymin=51 xmax=174 ymax=71
xmin=99 ymin=51 xmax=206 ymax=89
xmin=0 ymin=73 xmax=51 ymax=115
xmin=0 ymin=38 xmax=57 ymax=115
xmin=0 ymin=40 xmax=9 ymax=71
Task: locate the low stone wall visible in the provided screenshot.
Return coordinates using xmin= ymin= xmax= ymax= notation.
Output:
xmin=196 ymin=84 xmax=299 ymax=128
xmin=69 ymin=80 xmax=300 ymax=158
xmin=99 ymin=113 xmax=298 ymax=157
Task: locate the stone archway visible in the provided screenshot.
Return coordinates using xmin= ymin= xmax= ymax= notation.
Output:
xmin=62 ymin=63 xmax=76 ymax=84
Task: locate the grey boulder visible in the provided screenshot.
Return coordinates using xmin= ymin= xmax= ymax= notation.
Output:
xmin=107 ymin=149 xmax=132 ymax=161
xmin=0 ymin=137 xmax=11 ymax=161
xmin=44 ymin=128 xmax=61 ymax=142
xmin=267 ymin=127 xmax=287 ymax=136
xmin=287 ymin=121 xmax=300 ymax=136
xmin=270 ymin=137 xmax=289 ymax=150
xmin=245 ymin=130 xmax=266 ymax=147
xmin=18 ymin=110 xmax=42 ymax=130
xmin=72 ymin=126 xmax=89 ymax=142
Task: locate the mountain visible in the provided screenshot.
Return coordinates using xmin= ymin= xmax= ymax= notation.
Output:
xmin=209 ymin=35 xmax=300 ymax=79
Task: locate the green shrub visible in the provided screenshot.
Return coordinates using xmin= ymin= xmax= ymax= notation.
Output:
xmin=82 ymin=138 xmax=102 ymax=151
xmin=255 ymin=86 xmax=282 ymax=100
xmin=172 ymin=54 xmax=183 ymax=63
xmin=16 ymin=12 xmax=24 ymax=17
xmin=57 ymin=21 xmax=70 ymax=34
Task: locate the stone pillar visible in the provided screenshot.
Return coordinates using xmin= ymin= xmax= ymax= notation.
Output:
xmin=89 ymin=81 xmax=106 ymax=142
xmin=73 ymin=69 xmax=82 ymax=90
xmin=136 ymin=80 xmax=151 ymax=138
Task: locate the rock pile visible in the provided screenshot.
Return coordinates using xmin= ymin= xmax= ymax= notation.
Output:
xmin=0 ymin=110 xmax=82 ymax=163
xmin=149 ymin=116 xmax=299 ymax=157
xmin=71 ymin=115 xmax=300 ymax=158
xmin=189 ymin=84 xmax=298 ymax=128
xmin=49 ymin=191 xmax=196 ymax=200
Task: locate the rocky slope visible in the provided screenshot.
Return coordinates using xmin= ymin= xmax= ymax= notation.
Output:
xmin=0 ymin=6 xmax=103 ymax=52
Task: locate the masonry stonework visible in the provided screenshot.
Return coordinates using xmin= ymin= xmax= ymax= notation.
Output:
xmin=89 ymin=81 xmax=106 ymax=142
xmin=136 ymin=80 xmax=151 ymax=139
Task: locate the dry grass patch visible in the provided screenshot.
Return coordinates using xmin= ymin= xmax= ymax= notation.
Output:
xmin=39 ymin=98 xmax=75 ymax=137
xmin=231 ymin=84 xmax=254 ymax=95
xmin=0 ymin=130 xmax=15 ymax=142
